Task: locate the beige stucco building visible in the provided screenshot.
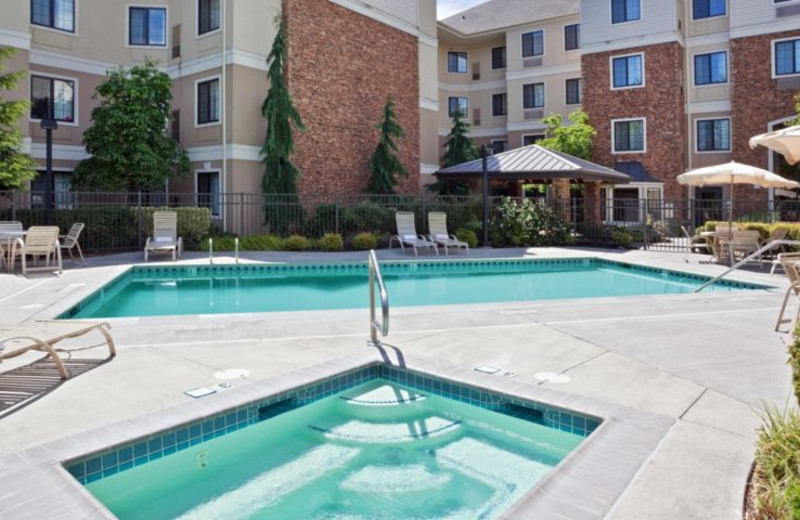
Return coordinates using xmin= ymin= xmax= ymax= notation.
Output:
xmin=0 ymin=0 xmax=439 ymax=230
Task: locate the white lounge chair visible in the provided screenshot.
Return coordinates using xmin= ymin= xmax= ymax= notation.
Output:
xmin=145 ymin=211 xmax=183 ymax=262
xmin=731 ymin=230 xmax=762 ymax=264
xmin=0 ymin=221 xmax=23 ymax=270
xmin=0 ymin=321 xmax=115 ymax=379
xmin=60 ymin=223 xmax=86 ymax=265
xmin=428 ymin=212 xmax=469 ymax=256
xmin=776 ymin=255 xmax=800 ymax=332
xmin=389 ymin=211 xmax=438 ymax=256
xmin=10 ymin=226 xmax=62 ymax=275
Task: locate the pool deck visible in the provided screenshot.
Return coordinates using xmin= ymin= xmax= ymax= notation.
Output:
xmin=0 ymin=246 xmax=795 ymax=519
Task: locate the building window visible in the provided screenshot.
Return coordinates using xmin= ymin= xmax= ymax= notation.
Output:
xmin=197 ymin=171 xmax=221 ymax=217
xmin=31 ymin=75 xmax=75 ymax=123
xmin=613 ymin=119 xmax=646 ymax=153
xmin=775 ymin=39 xmax=800 ymax=77
xmin=492 ymin=93 xmax=507 ymax=117
xmin=564 ymin=24 xmax=580 ymax=51
xmin=447 ymin=51 xmax=468 ymax=73
xmin=523 ymin=83 xmax=545 ymax=109
xmin=611 ymin=0 xmax=641 ymax=23
xmin=491 ymin=140 xmax=508 ymax=153
xmin=492 ymin=46 xmax=506 ymax=70
xmin=522 ymin=30 xmax=544 ymax=58
xmin=198 ymin=0 xmax=221 ymax=35
xmin=694 ymin=51 xmax=727 ymax=85
xmin=612 ymin=54 xmax=644 ymax=88
xmin=693 ymin=0 xmax=726 ymax=19
xmin=448 ymin=96 xmax=468 ymax=118
xmin=566 ymin=78 xmax=582 ymax=105
xmin=523 ymin=135 xmax=544 ymax=146
xmin=31 ymin=0 xmax=75 ymax=32
xmin=129 ymin=7 xmax=167 ymax=46
xmin=197 ymin=78 xmax=220 ymax=125
xmin=697 ymin=119 xmax=730 ymax=152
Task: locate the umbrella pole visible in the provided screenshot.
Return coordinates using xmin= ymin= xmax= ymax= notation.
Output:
xmin=729 ymin=178 xmax=734 ymax=228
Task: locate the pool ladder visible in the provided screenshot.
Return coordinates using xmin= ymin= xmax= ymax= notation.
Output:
xmin=695 ymin=239 xmax=800 ymax=292
xmin=368 ymin=250 xmax=390 ymax=347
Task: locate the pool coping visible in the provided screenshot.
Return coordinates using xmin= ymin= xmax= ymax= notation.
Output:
xmin=0 ymin=349 xmax=674 ymax=520
xmin=44 ymin=255 xmax=776 ymax=323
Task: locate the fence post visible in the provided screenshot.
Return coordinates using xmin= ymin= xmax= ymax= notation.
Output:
xmin=641 ymin=198 xmax=649 ymax=250
xmin=421 ymin=193 xmax=427 ymax=234
xmin=335 ymin=195 xmax=340 ymax=235
xmin=137 ymin=191 xmax=142 ymax=250
xmin=239 ymin=193 xmax=244 ymax=235
xmin=11 ymin=190 xmax=17 ymax=221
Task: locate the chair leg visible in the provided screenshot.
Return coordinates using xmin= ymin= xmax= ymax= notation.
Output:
xmin=776 ymin=286 xmax=795 ymax=331
xmin=56 ymin=246 xmax=62 ymax=275
xmin=76 ymin=242 xmax=86 ymax=265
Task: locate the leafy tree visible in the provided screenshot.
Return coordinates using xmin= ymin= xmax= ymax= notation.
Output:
xmin=0 ymin=47 xmax=36 ymax=189
xmin=261 ymin=14 xmax=305 ymax=195
xmin=441 ymin=109 xmax=479 ymax=167
xmin=538 ymin=109 xmax=596 ymax=160
xmin=72 ymin=59 xmax=189 ymax=191
xmin=367 ymin=97 xmax=406 ymax=194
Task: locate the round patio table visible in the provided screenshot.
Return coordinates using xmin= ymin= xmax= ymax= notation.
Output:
xmin=701 ymin=230 xmax=734 ymax=265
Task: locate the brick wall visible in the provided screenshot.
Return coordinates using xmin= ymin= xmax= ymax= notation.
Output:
xmin=582 ymin=43 xmax=686 ymax=198
xmin=283 ymin=0 xmax=420 ymax=195
xmin=731 ymin=29 xmax=800 ymax=170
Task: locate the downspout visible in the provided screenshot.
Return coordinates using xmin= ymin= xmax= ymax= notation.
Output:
xmin=682 ymin=1 xmax=693 ymax=215
xmin=221 ymin=0 xmax=228 ymax=231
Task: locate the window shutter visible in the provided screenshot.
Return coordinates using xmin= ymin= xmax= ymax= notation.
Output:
xmin=172 ymin=25 xmax=181 ymax=59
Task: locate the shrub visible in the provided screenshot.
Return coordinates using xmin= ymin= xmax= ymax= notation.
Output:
xmin=282 ymin=234 xmax=311 ymax=251
xmin=489 ymin=198 xmax=572 ymax=247
xmin=611 ymin=229 xmax=632 ymax=248
xmin=303 ymin=204 xmax=339 ymax=236
xmin=455 ymin=228 xmax=478 ymax=248
xmin=198 ymin=234 xmax=283 ymax=251
xmin=749 ymin=408 xmax=800 ymax=520
xmin=317 ymin=232 xmax=344 ymax=252
xmin=352 ymin=231 xmax=378 ymax=251
xmin=342 ymin=203 xmax=396 ymax=235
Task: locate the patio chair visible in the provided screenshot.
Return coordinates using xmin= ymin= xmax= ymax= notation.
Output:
xmin=389 ymin=212 xmax=438 ymax=256
xmin=0 ymin=221 xmax=23 ymax=270
xmin=144 ymin=211 xmax=183 ymax=262
xmin=709 ymin=235 xmax=732 ymax=265
xmin=761 ymin=228 xmax=789 ymax=261
xmin=731 ymin=230 xmax=762 ymax=264
xmin=428 ymin=212 xmax=469 ymax=256
xmin=681 ymin=226 xmax=711 ymax=254
xmin=775 ymin=256 xmax=800 ymax=332
xmin=0 ymin=321 xmax=115 ymax=380
xmin=60 ymin=223 xmax=86 ymax=265
xmin=771 ymin=252 xmax=800 ymax=275
xmin=10 ymin=226 xmax=62 ymax=275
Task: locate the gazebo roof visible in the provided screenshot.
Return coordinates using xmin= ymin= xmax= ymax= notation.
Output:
xmin=435 ymin=145 xmax=631 ymax=183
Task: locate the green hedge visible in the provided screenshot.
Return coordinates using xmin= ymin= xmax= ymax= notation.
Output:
xmin=701 ymin=221 xmax=800 ymax=240
xmin=5 ymin=206 xmax=210 ymax=252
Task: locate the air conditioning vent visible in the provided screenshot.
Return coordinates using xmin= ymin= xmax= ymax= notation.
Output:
xmin=523 ymin=58 xmax=543 ymax=68
xmin=472 ymin=62 xmax=480 ymax=81
xmin=473 ymin=108 xmax=481 ymax=126
xmin=171 ymin=24 xmax=181 ymax=59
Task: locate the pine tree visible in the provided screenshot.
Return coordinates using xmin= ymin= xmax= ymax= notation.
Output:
xmin=261 ymin=14 xmax=305 ymax=195
xmin=441 ymin=109 xmax=479 ymax=167
xmin=367 ymin=97 xmax=406 ymax=195
xmin=0 ymin=47 xmax=36 ymax=189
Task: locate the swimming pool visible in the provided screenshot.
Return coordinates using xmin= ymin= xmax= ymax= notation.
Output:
xmin=60 ymin=258 xmax=765 ymax=319
xmin=67 ymin=366 xmax=598 ymax=519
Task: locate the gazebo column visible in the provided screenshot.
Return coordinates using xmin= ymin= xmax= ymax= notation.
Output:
xmin=551 ymin=179 xmax=572 ymax=222
xmin=582 ymin=182 xmax=602 ymax=225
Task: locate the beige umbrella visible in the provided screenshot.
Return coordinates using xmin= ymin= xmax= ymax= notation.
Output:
xmin=750 ymin=125 xmax=800 ymax=165
xmin=677 ymin=161 xmax=800 ymax=226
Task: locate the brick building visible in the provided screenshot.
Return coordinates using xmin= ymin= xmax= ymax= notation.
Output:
xmin=0 ymin=0 xmax=438 ymax=231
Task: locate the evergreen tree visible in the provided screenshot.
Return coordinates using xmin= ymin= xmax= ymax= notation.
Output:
xmin=367 ymin=97 xmax=406 ymax=194
xmin=261 ymin=14 xmax=305 ymax=195
xmin=441 ymin=109 xmax=479 ymax=167
xmin=538 ymin=109 xmax=596 ymax=160
xmin=72 ymin=59 xmax=189 ymax=191
xmin=0 ymin=47 xmax=36 ymax=189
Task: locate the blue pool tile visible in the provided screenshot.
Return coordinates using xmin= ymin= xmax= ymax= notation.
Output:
xmin=177 ymin=441 xmax=189 ymax=451
xmin=214 ymin=417 xmax=225 ymax=431
xmin=102 ymin=453 xmax=117 ymax=470
xmin=119 ymin=461 xmax=133 ymax=472
xmin=176 ymin=428 xmax=189 ymax=444
xmin=118 ymin=447 xmax=133 ymax=464
xmin=86 ymin=472 xmax=103 ymax=484
xmin=202 ymin=421 xmax=214 ymax=435
xmin=163 ymin=432 xmax=176 ymax=448
xmin=68 ymin=463 xmax=85 ymax=479
xmin=148 ymin=438 xmax=162 ymax=453
xmin=86 ymin=457 xmax=101 ymax=476
xmin=133 ymin=442 xmax=148 ymax=459
xmin=102 ymin=467 xmax=118 ymax=478
xmin=189 ymin=425 xmax=201 ymax=439
xmin=163 ymin=446 xmax=176 ymax=456
xmin=149 ymin=451 xmax=163 ymax=462
xmin=134 ymin=456 xmax=148 ymax=467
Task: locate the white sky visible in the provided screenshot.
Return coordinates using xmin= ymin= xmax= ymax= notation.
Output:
xmin=437 ymin=0 xmax=491 ymax=19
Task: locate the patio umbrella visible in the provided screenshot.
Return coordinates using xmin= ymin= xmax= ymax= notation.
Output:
xmin=677 ymin=161 xmax=800 ymax=227
xmin=749 ymin=125 xmax=800 ymax=165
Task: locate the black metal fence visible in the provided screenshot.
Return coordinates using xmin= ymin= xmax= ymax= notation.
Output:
xmin=1 ymin=190 xmax=798 ymax=253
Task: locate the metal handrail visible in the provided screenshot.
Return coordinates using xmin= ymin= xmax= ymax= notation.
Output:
xmin=694 ymin=239 xmax=800 ymax=293
xmin=368 ymin=249 xmax=390 ymax=346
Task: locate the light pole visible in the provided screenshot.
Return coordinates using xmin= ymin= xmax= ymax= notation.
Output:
xmin=40 ymin=119 xmax=58 ymax=225
xmin=480 ymin=144 xmax=493 ymax=248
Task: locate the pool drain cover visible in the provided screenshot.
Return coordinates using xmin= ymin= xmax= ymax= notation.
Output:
xmin=534 ymin=372 xmax=571 ymax=383
xmin=474 ymin=365 xmax=501 ymax=374
xmin=214 ymin=368 xmax=250 ymax=380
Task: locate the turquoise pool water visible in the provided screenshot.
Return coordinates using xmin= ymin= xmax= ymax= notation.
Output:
xmin=62 ymin=258 xmax=764 ymax=319
xmin=83 ymin=379 xmax=586 ymax=519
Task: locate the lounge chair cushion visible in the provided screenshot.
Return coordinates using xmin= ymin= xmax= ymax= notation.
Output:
xmin=402 ymin=234 xmax=417 ymax=241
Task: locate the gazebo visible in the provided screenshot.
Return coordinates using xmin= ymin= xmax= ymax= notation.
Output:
xmin=435 ymin=145 xmax=631 ymax=224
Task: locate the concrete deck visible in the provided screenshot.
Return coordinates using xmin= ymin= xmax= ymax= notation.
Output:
xmin=0 ymin=246 xmax=794 ymax=519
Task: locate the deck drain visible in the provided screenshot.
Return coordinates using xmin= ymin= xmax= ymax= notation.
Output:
xmin=534 ymin=372 xmax=571 ymax=384
xmin=214 ymin=368 xmax=250 ymax=380
xmin=474 ymin=365 xmax=501 ymax=374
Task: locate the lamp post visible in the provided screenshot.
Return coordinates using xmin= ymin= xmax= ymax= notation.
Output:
xmin=480 ymin=144 xmax=493 ymax=248
xmin=40 ymin=118 xmax=58 ymax=225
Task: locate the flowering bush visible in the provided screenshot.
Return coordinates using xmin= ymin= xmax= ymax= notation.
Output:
xmin=489 ymin=198 xmax=572 ymax=247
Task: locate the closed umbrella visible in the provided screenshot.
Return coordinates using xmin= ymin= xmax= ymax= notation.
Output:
xmin=750 ymin=125 xmax=800 ymax=165
xmin=677 ymin=161 xmax=800 ymax=227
